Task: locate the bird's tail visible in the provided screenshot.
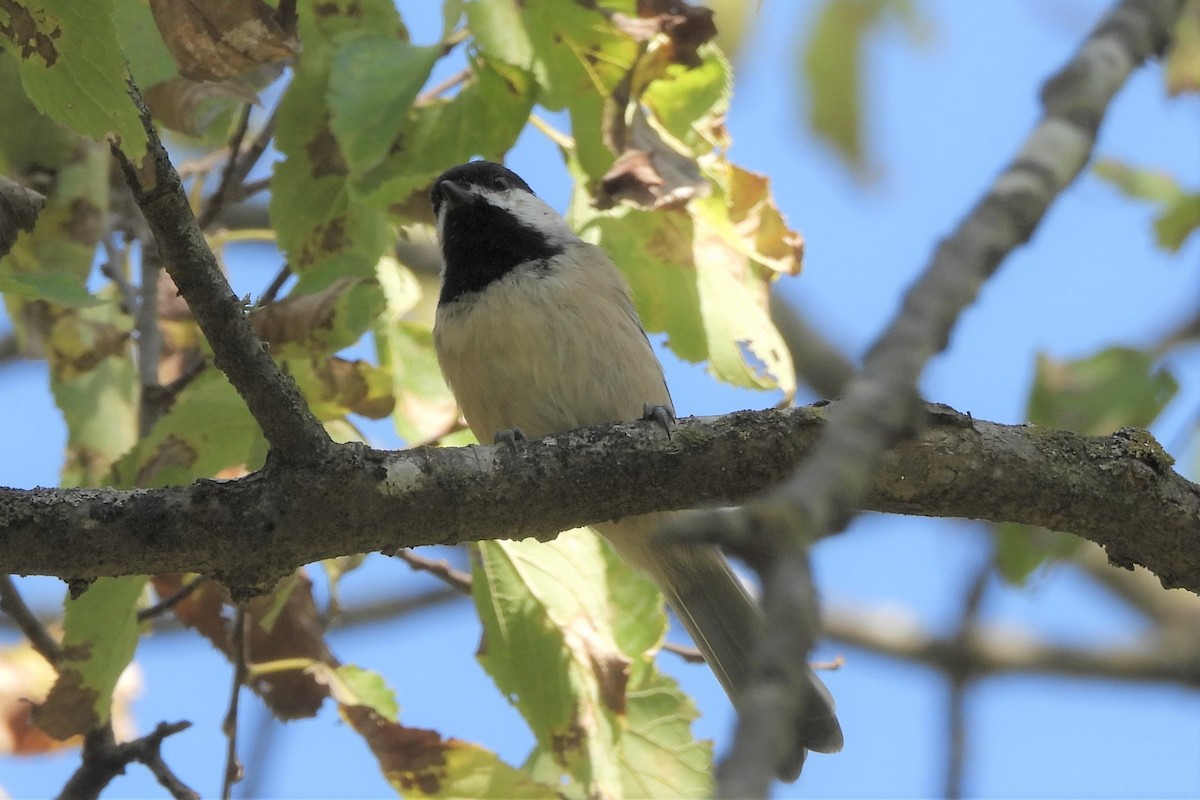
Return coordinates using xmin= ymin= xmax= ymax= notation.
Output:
xmin=597 ymin=514 xmax=843 ymax=777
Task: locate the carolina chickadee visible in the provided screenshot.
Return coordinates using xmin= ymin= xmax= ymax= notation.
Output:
xmin=430 ymin=160 xmax=842 ymax=777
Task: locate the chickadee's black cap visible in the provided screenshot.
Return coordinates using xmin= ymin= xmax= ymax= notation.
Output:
xmin=430 ymin=161 xmax=534 ymax=217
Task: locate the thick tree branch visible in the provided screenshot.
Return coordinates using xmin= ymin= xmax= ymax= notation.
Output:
xmin=110 ymin=84 xmax=330 ymax=465
xmin=0 ymin=405 xmax=1196 ymax=593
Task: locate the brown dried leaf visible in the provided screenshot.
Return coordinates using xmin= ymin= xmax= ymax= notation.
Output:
xmin=313 ymin=356 xmax=396 ymax=420
xmin=0 ymin=176 xmax=47 ymax=259
xmin=563 ymin=616 xmax=630 ymax=715
xmin=149 ymin=0 xmax=298 ymax=81
xmin=0 ymin=643 xmax=73 ymax=755
xmin=611 ymin=0 xmax=718 ymax=67
xmin=599 ymin=113 xmax=706 ymax=209
xmin=339 ymin=708 xmax=555 ymax=798
xmin=5 ymin=640 xmax=141 ymax=750
xmin=249 ymin=277 xmax=359 ymax=347
xmin=724 ymin=163 xmax=804 ymax=275
xmin=142 ymin=76 xmax=259 ymax=137
xmin=151 ymin=571 xmax=337 ymax=720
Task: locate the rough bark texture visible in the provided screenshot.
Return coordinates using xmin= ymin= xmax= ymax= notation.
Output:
xmin=2 ymin=405 xmax=1196 ymax=595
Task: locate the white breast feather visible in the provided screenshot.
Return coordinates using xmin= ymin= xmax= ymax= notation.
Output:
xmin=433 ymin=244 xmax=672 ymax=442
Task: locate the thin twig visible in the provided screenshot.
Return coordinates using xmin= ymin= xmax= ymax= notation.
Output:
xmin=99 ymin=232 xmax=136 ymax=315
xmin=663 ymin=641 xmax=705 ymax=663
xmin=823 ymin=605 xmax=1200 ymax=686
xmin=198 ymin=103 xmax=253 ymax=229
xmin=56 ymin=721 xmax=197 ymax=800
xmin=0 ymin=574 xmax=62 ymax=664
xmin=234 ymin=176 xmax=271 ymax=203
xmin=256 ymin=264 xmax=292 ymax=307
xmin=394 ymin=549 xmax=473 ymax=594
xmin=137 ymin=243 xmax=165 ymax=437
xmin=944 ymin=563 xmax=991 ymax=800
xmin=138 ymin=575 xmax=210 ymax=622
xmin=418 ymin=68 xmax=470 ymax=102
xmin=222 ymin=606 xmax=248 ymax=800
xmin=112 ymin=83 xmax=332 ymax=464
xmin=136 ymin=722 xmax=200 ymax=800
xmin=234 ymin=703 xmax=278 ymax=800
xmin=198 ymin=105 xmax=279 ymax=230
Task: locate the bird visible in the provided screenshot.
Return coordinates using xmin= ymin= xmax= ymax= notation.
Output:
xmin=429 ymin=160 xmax=842 ymax=778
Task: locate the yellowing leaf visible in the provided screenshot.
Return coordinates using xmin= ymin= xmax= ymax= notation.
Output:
xmin=1093 ymin=158 xmax=1183 ymax=204
xmin=1154 ymin=192 xmax=1200 ymax=252
xmin=1166 ymin=0 xmax=1200 ymax=95
xmin=112 ymin=367 xmax=266 ymax=488
xmin=341 ymin=706 xmax=559 ymax=799
xmin=33 ymin=577 xmax=146 ymax=740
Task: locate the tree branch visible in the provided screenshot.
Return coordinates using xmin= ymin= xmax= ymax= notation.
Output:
xmin=110 ymin=83 xmax=330 ymax=465
xmin=56 ymin=721 xmax=197 ymax=800
xmin=0 ymin=574 xmax=63 ymax=664
xmin=823 ymin=604 xmax=1200 ymax=687
xmin=672 ymin=1 xmax=1187 ymax=790
xmin=0 ymin=405 xmax=1195 ymax=594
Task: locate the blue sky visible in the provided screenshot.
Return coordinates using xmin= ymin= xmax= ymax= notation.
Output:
xmin=3 ymin=1 xmax=1200 ymax=797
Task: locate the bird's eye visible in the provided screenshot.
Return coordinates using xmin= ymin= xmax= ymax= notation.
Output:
xmin=492 ymin=175 xmax=512 ymax=190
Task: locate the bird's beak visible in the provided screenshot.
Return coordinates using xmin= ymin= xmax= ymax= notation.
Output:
xmin=439 ymin=180 xmax=475 ymax=209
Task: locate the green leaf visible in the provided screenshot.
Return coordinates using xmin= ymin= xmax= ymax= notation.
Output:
xmin=374 ymin=257 xmax=458 ymax=443
xmin=270 ymin=0 xmax=396 ymax=275
xmin=619 ymin=668 xmax=711 ymax=798
xmin=1154 ymin=192 xmax=1200 ymax=252
xmin=1165 ymin=0 xmax=1200 ymax=96
xmin=574 ymin=176 xmax=796 ymax=396
xmin=441 ymin=0 xmax=465 ymax=38
xmin=112 ymin=367 xmax=267 ymax=488
xmin=33 ymin=576 xmax=147 ymax=739
xmin=111 ymin=0 xmax=178 ymax=89
xmin=573 ymin=203 xmax=707 ymax=364
xmin=641 ymin=44 xmax=731 ymax=156
xmin=993 ymin=522 xmax=1080 ymax=585
xmin=1 ymin=132 xmax=108 ymax=324
xmin=49 ymin=307 xmax=138 ymax=488
xmin=310 ymin=663 xmax=402 ymax=721
xmin=474 ymin=532 xmax=631 ymax=795
xmin=1 ymin=0 xmax=148 ymax=159
xmin=354 ymin=57 xmax=537 ymax=210
xmin=0 ymin=268 xmax=101 ymax=306
xmin=473 ymin=529 xmax=710 ymax=797
xmin=694 ymin=243 xmax=796 ymax=395
xmin=329 ymin=38 xmax=440 ymax=175
xmin=1001 ymin=346 xmax=1179 ymax=581
xmin=469 ymin=0 xmax=639 ymax=178
xmin=801 ymin=0 xmax=919 ymax=176
xmin=341 ymin=705 xmax=560 ymax=799
xmin=1093 ymin=158 xmax=1183 ymax=204
xmin=0 ymin=49 xmax=75 ymax=171
xmin=1028 ymin=348 xmax=1178 ymax=435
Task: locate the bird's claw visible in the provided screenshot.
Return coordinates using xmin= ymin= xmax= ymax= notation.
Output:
xmin=642 ymin=403 xmax=675 ymax=438
xmin=493 ymin=428 xmax=527 ymax=449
